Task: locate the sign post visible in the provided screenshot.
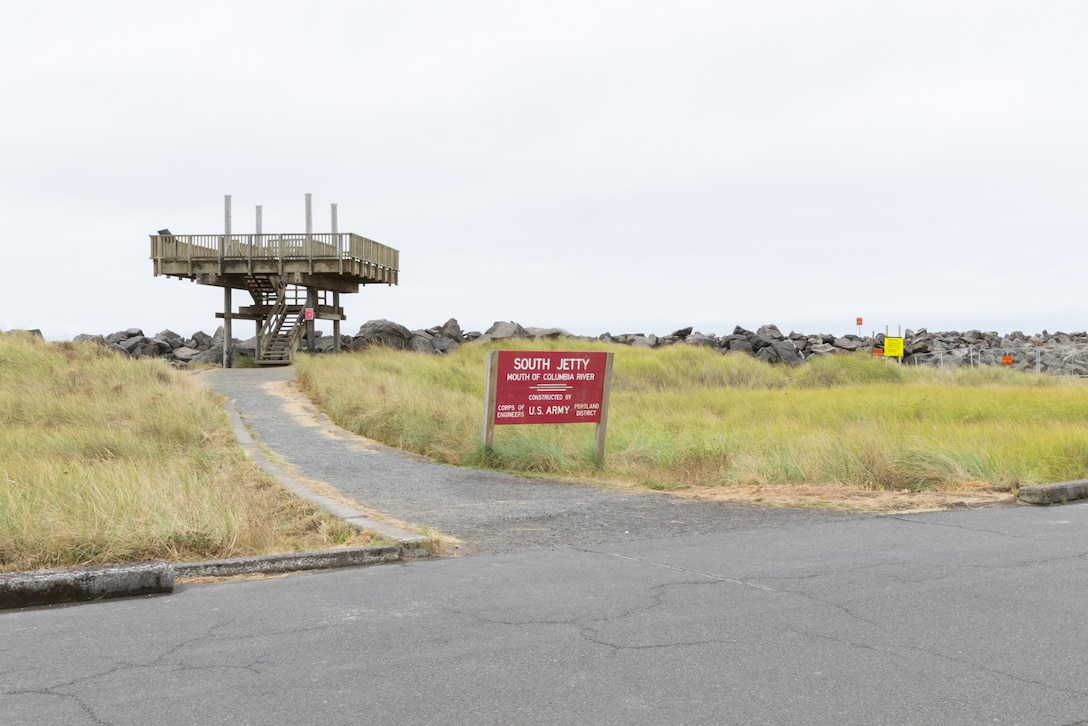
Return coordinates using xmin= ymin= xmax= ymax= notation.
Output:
xmin=883 ymin=325 xmax=904 ymax=371
xmin=483 ymin=351 xmax=614 ymax=466
xmin=883 ymin=336 xmax=904 ymax=358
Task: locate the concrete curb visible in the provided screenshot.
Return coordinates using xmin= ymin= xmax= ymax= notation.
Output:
xmin=0 ymin=545 xmax=404 ymax=610
xmin=174 ymin=545 xmax=401 ymax=578
xmin=0 ymin=562 xmax=175 ymax=609
xmin=221 ymin=399 xmax=433 ymax=555
xmin=1018 ymin=480 xmax=1088 ymax=505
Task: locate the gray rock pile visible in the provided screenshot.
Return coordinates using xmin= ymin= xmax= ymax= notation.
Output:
xmin=72 ymin=328 xmax=221 ymax=365
xmin=69 ymin=320 xmax=1088 ymax=375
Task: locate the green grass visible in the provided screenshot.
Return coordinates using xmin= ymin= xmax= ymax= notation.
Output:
xmin=0 ymin=332 xmax=360 ymax=572
xmin=296 ymin=341 xmax=1088 ymax=496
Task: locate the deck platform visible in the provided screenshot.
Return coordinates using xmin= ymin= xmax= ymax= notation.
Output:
xmin=150 ymin=232 xmax=398 ymax=292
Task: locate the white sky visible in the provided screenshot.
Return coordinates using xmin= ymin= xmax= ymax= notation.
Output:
xmin=2 ymin=1 xmax=1086 ymax=340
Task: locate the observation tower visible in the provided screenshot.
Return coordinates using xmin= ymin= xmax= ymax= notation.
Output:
xmin=150 ymin=194 xmax=399 ymax=367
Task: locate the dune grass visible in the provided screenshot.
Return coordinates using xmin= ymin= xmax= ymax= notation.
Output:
xmin=296 ymin=341 xmax=1088 ymax=507
xmin=0 ymin=332 xmax=360 ymax=572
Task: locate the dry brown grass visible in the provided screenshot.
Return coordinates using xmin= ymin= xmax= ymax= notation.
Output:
xmin=0 ymin=332 xmax=360 ymax=572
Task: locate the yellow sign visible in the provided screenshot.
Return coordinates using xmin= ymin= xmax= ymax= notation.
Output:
xmin=883 ymin=337 xmax=904 ymax=358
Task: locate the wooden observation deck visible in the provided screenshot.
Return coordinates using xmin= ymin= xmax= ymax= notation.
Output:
xmin=150 ymin=201 xmax=399 ymax=367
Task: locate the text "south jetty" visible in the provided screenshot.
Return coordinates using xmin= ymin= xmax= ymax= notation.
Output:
xmin=506 ymin=356 xmax=596 ymax=382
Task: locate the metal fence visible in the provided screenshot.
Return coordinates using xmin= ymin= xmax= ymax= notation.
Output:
xmin=909 ymin=346 xmax=1088 ymax=376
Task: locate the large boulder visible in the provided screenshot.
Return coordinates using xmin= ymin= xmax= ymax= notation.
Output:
xmin=524 ymin=326 xmax=572 ymax=339
xmin=668 ymin=326 xmax=694 ymax=340
xmin=833 ymin=336 xmax=866 ymax=352
xmin=171 ymin=346 xmax=201 ymax=363
xmin=407 ymin=331 xmax=437 ymax=353
xmin=436 ymin=318 xmax=463 ymax=341
xmin=722 ymin=336 xmax=754 ymax=354
xmin=484 ymin=321 xmax=529 ymax=340
xmin=432 ymin=337 xmax=460 ymax=354
xmin=755 ymin=345 xmax=780 ymax=363
xmin=354 ymin=319 xmax=412 ymax=349
xmin=234 ymin=336 xmax=258 ymax=357
xmin=757 ymin=324 xmax=784 ymax=340
xmin=747 ymin=333 xmax=774 ymax=352
xmin=771 ymin=339 xmax=805 ymax=365
xmin=119 ymin=335 xmax=148 ymax=353
xmin=190 ymin=343 xmax=229 ymax=366
xmin=685 ymin=333 xmax=718 ymax=348
xmin=628 ymin=335 xmax=658 ymax=348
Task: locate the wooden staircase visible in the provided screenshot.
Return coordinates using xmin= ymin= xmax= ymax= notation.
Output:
xmin=245 ymin=275 xmax=306 ymax=366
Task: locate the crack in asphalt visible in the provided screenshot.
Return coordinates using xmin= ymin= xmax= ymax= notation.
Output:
xmin=3 ymin=688 xmax=112 ymax=726
xmin=446 ymin=581 xmax=758 ymax=653
xmin=786 ymin=625 xmax=1088 ymax=700
xmin=597 ymin=551 xmax=776 ymax=592
xmin=598 ymin=549 xmax=882 ymax=626
xmin=885 ymin=514 xmax=1035 ymax=539
xmin=0 ymin=616 xmax=290 ymax=723
xmin=899 ymin=643 xmax=1088 ymax=699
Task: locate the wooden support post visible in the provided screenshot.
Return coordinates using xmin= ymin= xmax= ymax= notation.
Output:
xmin=222 ymin=195 xmax=232 ymax=368
xmin=330 ymin=205 xmax=341 ymax=352
xmin=305 ymin=193 xmax=313 ymax=274
xmin=333 ymin=291 xmax=341 ymax=353
xmin=306 ymin=287 xmax=316 ymax=354
xmin=332 ymin=202 xmax=343 ymax=276
xmin=594 ymin=353 xmax=615 ymax=467
xmin=220 ymin=194 xmax=231 ymax=274
xmin=223 ymin=286 xmax=232 ymax=369
xmin=255 ymin=205 xmax=263 ymax=355
xmin=482 ymin=351 xmax=499 ymax=449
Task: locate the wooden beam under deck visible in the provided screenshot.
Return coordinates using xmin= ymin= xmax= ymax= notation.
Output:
xmin=190 ymin=271 xmax=363 ymax=295
xmin=227 ymin=305 xmax=346 ymax=321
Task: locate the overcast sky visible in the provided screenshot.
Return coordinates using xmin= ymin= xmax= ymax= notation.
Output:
xmin=2 ymin=1 xmax=1086 ymax=341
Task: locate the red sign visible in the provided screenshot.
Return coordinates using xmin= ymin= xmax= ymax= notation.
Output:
xmin=304 ymin=307 xmax=314 ymax=321
xmin=856 ymin=317 xmax=863 ymax=326
xmin=492 ymin=351 xmax=609 ymax=425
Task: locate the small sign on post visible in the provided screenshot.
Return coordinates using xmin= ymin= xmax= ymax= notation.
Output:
xmin=483 ymin=351 xmax=614 ymax=466
xmin=304 ymin=307 xmax=314 ymax=321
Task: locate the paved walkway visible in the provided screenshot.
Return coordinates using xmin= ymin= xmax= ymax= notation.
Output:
xmin=199 ymin=367 xmax=856 ymax=556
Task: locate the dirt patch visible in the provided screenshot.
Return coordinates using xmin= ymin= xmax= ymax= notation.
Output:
xmin=665 ymin=482 xmax=1015 ymax=513
xmin=260 ymin=380 xmax=386 ymax=452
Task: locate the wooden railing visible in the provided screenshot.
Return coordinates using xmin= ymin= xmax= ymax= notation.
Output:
xmin=150 ymin=233 xmax=399 ymax=275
